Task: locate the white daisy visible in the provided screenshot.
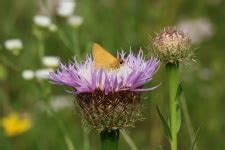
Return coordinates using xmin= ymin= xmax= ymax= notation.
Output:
xmin=33 ymin=15 xmax=52 ymax=28
xmin=57 ymin=0 xmax=76 ymax=17
xmin=22 ymin=70 xmax=34 ymax=80
xmin=177 ymin=18 xmax=214 ymax=44
xmin=42 ymin=56 xmax=60 ymax=68
xmin=35 ymin=69 xmax=53 ymax=80
xmin=67 ymin=15 xmax=83 ymax=28
xmin=4 ymin=39 xmax=23 ymax=51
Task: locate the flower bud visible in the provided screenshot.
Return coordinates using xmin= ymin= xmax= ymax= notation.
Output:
xmin=48 ymin=24 xmax=58 ymax=32
xmin=151 ymin=27 xmax=193 ymax=64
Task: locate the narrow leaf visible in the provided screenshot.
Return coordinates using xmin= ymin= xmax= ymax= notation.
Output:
xmin=156 ymin=105 xmax=172 ymax=141
xmin=175 ymin=83 xmax=183 ymax=102
xmin=176 ymin=83 xmax=183 ymax=133
xmin=189 ymin=128 xmax=200 ymax=150
xmin=176 ymin=102 xmax=181 ymax=133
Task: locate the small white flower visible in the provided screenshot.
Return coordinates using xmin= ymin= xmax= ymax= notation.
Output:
xmin=4 ymin=39 xmax=23 ymax=51
xmin=42 ymin=56 xmax=60 ymax=68
xmin=35 ymin=69 xmax=53 ymax=80
xmin=22 ymin=70 xmax=34 ymax=80
xmin=177 ymin=18 xmax=214 ymax=44
xmin=67 ymin=15 xmax=83 ymax=27
xmin=57 ymin=0 xmax=76 ymax=17
xmin=33 ymin=15 xmax=52 ymax=28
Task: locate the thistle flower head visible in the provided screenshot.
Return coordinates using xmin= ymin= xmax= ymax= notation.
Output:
xmin=151 ymin=27 xmax=193 ymax=64
xmin=49 ymin=45 xmax=159 ymax=130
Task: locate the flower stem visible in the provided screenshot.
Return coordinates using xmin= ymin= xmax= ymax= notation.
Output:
xmin=166 ymin=63 xmax=179 ymax=150
xmin=82 ymin=127 xmax=90 ymax=150
xmin=71 ymin=29 xmax=80 ymax=58
xmin=38 ymin=37 xmax=45 ymax=60
xmin=120 ymin=129 xmax=137 ymax=150
xmin=100 ymin=129 xmax=119 ymax=150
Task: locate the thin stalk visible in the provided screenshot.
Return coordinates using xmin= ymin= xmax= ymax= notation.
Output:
xmin=181 ymin=95 xmax=198 ymax=150
xmin=71 ymin=29 xmax=80 ymax=57
xmin=100 ymin=129 xmax=119 ymax=150
xmin=0 ymin=55 xmax=18 ymax=71
xmin=38 ymin=37 xmax=45 ymax=61
xmin=40 ymin=83 xmax=76 ymax=150
xmin=120 ymin=129 xmax=138 ymax=150
xmin=82 ymin=127 xmax=90 ymax=150
xmin=58 ymin=29 xmax=72 ymax=50
xmin=166 ymin=63 xmax=179 ymax=150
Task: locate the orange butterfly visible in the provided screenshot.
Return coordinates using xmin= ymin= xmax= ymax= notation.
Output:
xmin=92 ymin=43 xmax=123 ymax=69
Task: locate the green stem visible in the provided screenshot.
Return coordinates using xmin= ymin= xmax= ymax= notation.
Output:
xmin=38 ymin=37 xmax=45 ymax=61
xmin=82 ymin=127 xmax=90 ymax=150
xmin=166 ymin=63 xmax=179 ymax=150
xmin=100 ymin=129 xmax=119 ymax=150
xmin=58 ymin=29 xmax=72 ymax=50
xmin=0 ymin=55 xmax=18 ymax=71
xmin=120 ymin=129 xmax=137 ymax=150
xmin=181 ymin=95 xmax=198 ymax=150
xmin=40 ymin=83 xmax=76 ymax=150
xmin=71 ymin=29 xmax=80 ymax=57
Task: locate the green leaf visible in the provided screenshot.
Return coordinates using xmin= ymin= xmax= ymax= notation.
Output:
xmin=176 ymin=102 xmax=181 ymax=133
xmin=175 ymin=83 xmax=183 ymax=102
xmin=176 ymin=83 xmax=183 ymax=133
xmin=189 ymin=128 xmax=200 ymax=150
xmin=156 ymin=105 xmax=172 ymax=141
xmin=167 ymin=118 xmax=171 ymax=128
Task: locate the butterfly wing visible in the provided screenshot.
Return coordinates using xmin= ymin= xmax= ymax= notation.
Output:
xmin=92 ymin=43 xmax=120 ymax=69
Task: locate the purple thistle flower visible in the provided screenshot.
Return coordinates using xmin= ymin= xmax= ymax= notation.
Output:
xmin=49 ymin=48 xmax=160 ymax=130
xmin=49 ymin=50 xmax=160 ymax=94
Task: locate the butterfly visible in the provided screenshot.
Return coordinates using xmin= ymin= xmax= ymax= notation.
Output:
xmin=92 ymin=43 xmax=123 ymax=69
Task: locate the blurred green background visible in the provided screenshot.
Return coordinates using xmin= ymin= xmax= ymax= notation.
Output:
xmin=0 ymin=0 xmax=225 ymax=149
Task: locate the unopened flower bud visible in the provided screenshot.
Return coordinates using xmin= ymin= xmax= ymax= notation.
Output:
xmin=48 ymin=24 xmax=58 ymax=32
xmin=151 ymin=27 xmax=193 ymax=64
